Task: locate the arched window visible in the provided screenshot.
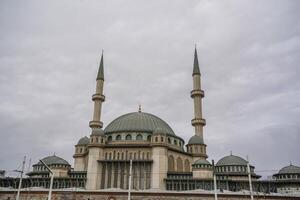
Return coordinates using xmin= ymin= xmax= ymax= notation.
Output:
xmin=168 ymin=155 xmax=175 ymax=171
xmin=136 ymin=134 xmax=143 ymax=140
xmin=105 ymin=153 xmax=107 ymax=159
xmin=177 ymin=157 xmax=183 ymax=172
xmin=168 ymin=138 xmax=171 ymax=144
xmin=174 ymin=140 xmax=177 ymax=145
xmin=116 ymin=135 xmax=121 ymax=140
xmin=184 ymin=159 xmax=190 ymax=172
xmin=108 ymin=136 xmax=112 ymax=142
xmin=96 ymin=137 xmax=99 ymax=143
xmin=161 ymin=137 xmax=164 ymax=142
xmin=125 ymin=134 xmax=132 ymax=140
xmin=147 ymin=135 xmax=151 ymax=141
xmin=121 ymin=152 xmax=124 ymax=160
xmin=155 ymin=137 xmax=158 ymax=142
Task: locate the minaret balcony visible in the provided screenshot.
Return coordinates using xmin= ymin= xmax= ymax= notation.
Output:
xmin=191 ymin=89 xmax=204 ymax=98
xmin=89 ymin=120 xmax=103 ymax=128
xmin=191 ymin=118 xmax=206 ymax=126
xmin=92 ymin=94 xmax=105 ymax=102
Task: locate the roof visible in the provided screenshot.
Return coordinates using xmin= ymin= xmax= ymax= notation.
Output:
xmin=216 ymin=155 xmax=248 ymax=166
xmin=193 ymin=47 xmax=200 ymax=76
xmin=278 ymin=164 xmax=300 ymax=174
xmin=188 ymin=135 xmax=204 ymax=145
xmin=104 ymin=112 xmax=176 ymax=136
xmin=37 ymin=155 xmax=70 ymax=166
xmin=77 ymin=136 xmax=89 ymax=145
xmin=91 ymin=128 xmax=105 ymax=136
xmin=96 ymin=52 xmax=104 ymax=81
xmin=194 ymin=159 xmax=211 ymax=165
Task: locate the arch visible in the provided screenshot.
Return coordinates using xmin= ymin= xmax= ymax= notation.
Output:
xmin=168 ymin=155 xmax=175 ymax=171
xmin=147 ymin=135 xmax=152 ymax=141
xmin=174 ymin=140 xmax=177 ymax=145
xmin=116 ymin=135 xmax=121 ymax=140
xmin=108 ymin=136 xmax=112 ymax=142
xmin=125 ymin=134 xmax=132 ymax=140
xmin=161 ymin=137 xmax=164 ymax=142
xmin=168 ymin=138 xmax=171 ymax=144
xmin=136 ymin=134 xmax=143 ymax=140
xmin=184 ymin=159 xmax=190 ymax=172
xmin=177 ymin=157 xmax=183 ymax=172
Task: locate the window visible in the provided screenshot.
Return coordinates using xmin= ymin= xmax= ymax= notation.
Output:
xmin=126 ymin=134 xmax=132 ymax=140
xmin=116 ymin=135 xmax=121 ymax=140
xmin=174 ymin=140 xmax=177 ymax=145
xmin=161 ymin=137 xmax=164 ymax=142
xmin=168 ymin=138 xmax=171 ymax=144
xmin=136 ymin=134 xmax=143 ymax=140
xmin=155 ymin=137 xmax=158 ymax=142
xmin=108 ymin=136 xmax=112 ymax=142
xmin=96 ymin=137 xmax=99 ymax=143
xmin=147 ymin=135 xmax=151 ymax=141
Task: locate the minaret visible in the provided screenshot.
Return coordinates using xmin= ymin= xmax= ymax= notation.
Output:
xmin=89 ymin=51 xmax=105 ymax=129
xmin=187 ymin=47 xmax=208 ymax=160
xmin=86 ymin=52 xmax=106 ymax=190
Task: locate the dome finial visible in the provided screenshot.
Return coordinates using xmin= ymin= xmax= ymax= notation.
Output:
xmin=230 ymin=151 xmax=232 ymax=156
xmin=138 ymin=104 xmax=142 ymax=112
xmin=53 ymin=152 xmax=56 ymax=156
xmin=290 ymin=161 xmax=292 ymax=166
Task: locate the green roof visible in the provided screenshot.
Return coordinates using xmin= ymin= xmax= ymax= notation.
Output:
xmin=91 ymin=128 xmax=105 ymax=136
xmin=77 ymin=136 xmax=89 ymax=145
xmin=96 ymin=52 xmax=104 ymax=81
xmin=104 ymin=112 xmax=176 ymax=136
xmin=37 ymin=155 xmax=70 ymax=166
xmin=278 ymin=164 xmax=300 ymax=174
xmin=193 ymin=47 xmax=200 ymax=76
xmin=188 ymin=135 xmax=204 ymax=144
xmin=194 ymin=159 xmax=211 ymax=165
xmin=216 ymin=155 xmax=248 ymax=166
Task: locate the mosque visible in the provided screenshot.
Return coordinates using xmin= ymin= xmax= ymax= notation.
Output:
xmin=0 ymin=49 xmax=299 ymax=194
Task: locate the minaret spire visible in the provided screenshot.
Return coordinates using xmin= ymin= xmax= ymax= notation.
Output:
xmin=89 ymin=51 xmax=106 ymax=129
xmin=193 ymin=47 xmax=200 ymax=76
xmin=97 ymin=50 xmax=104 ymax=81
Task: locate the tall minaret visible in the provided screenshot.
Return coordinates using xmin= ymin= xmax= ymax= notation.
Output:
xmin=187 ymin=47 xmax=207 ymax=160
xmin=89 ymin=51 xmax=105 ymax=129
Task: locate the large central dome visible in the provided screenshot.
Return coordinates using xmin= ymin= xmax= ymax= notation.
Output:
xmin=104 ymin=112 xmax=176 ymax=136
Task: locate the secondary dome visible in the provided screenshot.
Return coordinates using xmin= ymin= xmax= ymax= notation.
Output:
xmin=188 ymin=135 xmax=204 ymax=144
xmin=104 ymin=112 xmax=176 ymax=136
xmin=278 ymin=164 xmax=300 ymax=174
xmin=216 ymin=155 xmax=248 ymax=166
xmin=37 ymin=155 xmax=70 ymax=166
xmin=77 ymin=136 xmax=89 ymax=145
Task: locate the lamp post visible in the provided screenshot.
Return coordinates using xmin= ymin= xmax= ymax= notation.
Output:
xmin=39 ymin=160 xmax=54 ymax=200
xmin=246 ymin=156 xmax=254 ymax=200
xmin=16 ymin=156 xmax=26 ymax=200
xmin=128 ymin=159 xmax=132 ymax=200
xmin=212 ymin=160 xmax=218 ymax=200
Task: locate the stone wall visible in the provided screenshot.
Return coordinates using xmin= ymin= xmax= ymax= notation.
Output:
xmin=0 ymin=190 xmax=299 ymax=200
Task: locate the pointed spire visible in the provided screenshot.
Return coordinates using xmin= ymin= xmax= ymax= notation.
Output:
xmin=193 ymin=46 xmax=200 ymax=76
xmin=96 ymin=50 xmax=104 ymax=81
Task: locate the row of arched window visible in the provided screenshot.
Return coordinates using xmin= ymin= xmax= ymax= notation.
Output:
xmin=168 ymin=155 xmax=190 ymax=172
xmin=107 ymin=134 xmax=151 ymax=142
xmin=215 ymin=165 xmax=251 ymax=173
xmin=105 ymin=150 xmax=151 ymax=160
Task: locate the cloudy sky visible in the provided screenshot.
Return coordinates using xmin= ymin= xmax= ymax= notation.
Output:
xmin=0 ymin=0 xmax=299 ymax=177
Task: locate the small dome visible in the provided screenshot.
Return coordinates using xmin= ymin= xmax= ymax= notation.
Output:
xmin=216 ymin=155 xmax=248 ymax=166
xmin=104 ymin=112 xmax=176 ymax=136
xmin=77 ymin=136 xmax=89 ymax=145
xmin=278 ymin=164 xmax=300 ymax=174
xmin=188 ymin=135 xmax=204 ymax=145
xmin=38 ymin=155 xmax=70 ymax=166
xmin=92 ymin=128 xmax=105 ymax=136
xmin=194 ymin=159 xmax=211 ymax=165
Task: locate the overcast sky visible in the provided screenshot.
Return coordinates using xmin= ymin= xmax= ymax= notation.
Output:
xmin=0 ymin=0 xmax=299 ymax=177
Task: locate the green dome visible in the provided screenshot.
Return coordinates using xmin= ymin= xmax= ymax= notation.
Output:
xmin=77 ymin=136 xmax=89 ymax=145
xmin=104 ymin=112 xmax=176 ymax=136
xmin=278 ymin=164 xmax=300 ymax=174
xmin=194 ymin=159 xmax=211 ymax=165
xmin=216 ymin=155 xmax=248 ymax=166
xmin=188 ymin=135 xmax=204 ymax=144
xmin=91 ymin=128 xmax=105 ymax=136
xmin=37 ymin=155 xmax=70 ymax=166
